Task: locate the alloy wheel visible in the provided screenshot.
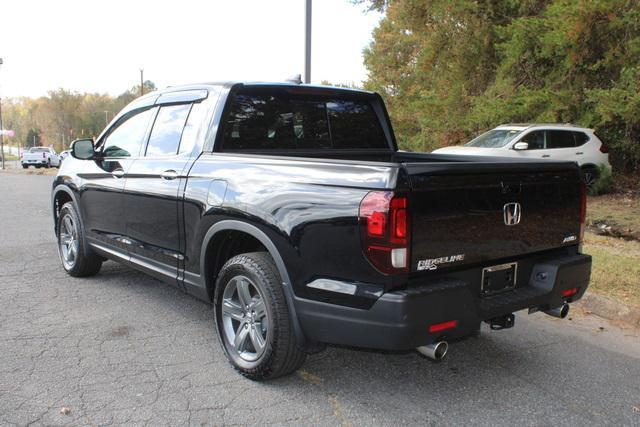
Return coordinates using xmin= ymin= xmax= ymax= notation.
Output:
xmin=221 ymin=275 xmax=269 ymax=362
xmin=584 ymin=171 xmax=596 ymax=186
xmin=59 ymin=214 xmax=79 ymax=270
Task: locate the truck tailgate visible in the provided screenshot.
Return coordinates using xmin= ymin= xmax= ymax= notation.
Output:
xmin=404 ymin=162 xmax=582 ymax=272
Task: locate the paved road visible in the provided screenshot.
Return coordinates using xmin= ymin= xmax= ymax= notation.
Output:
xmin=1 ymin=172 xmax=639 ymax=426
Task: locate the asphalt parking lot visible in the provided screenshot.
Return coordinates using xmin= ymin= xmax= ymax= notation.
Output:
xmin=1 ymin=172 xmax=639 ymax=426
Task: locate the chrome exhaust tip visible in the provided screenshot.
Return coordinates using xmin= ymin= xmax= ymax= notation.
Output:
xmin=416 ymin=341 xmax=448 ymax=361
xmin=545 ymin=303 xmax=569 ymax=319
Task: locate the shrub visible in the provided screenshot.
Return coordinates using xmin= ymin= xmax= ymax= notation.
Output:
xmin=588 ymin=164 xmax=614 ymax=196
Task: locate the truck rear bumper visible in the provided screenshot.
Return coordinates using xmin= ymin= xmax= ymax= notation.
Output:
xmin=294 ymin=254 xmax=591 ymax=350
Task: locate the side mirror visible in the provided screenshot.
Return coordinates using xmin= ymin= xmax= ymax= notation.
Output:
xmin=71 ymin=138 xmax=95 ymax=160
xmin=513 ymin=141 xmax=529 ymax=150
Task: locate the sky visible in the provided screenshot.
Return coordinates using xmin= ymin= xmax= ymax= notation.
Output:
xmin=0 ymin=0 xmax=382 ymax=98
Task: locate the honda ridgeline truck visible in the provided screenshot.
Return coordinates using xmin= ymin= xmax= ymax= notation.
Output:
xmin=52 ymin=83 xmax=591 ymax=379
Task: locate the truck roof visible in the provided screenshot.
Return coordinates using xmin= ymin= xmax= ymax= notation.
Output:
xmin=122 ymin=81 xmax=376 ymax=119
xmin=150 ymin=81 xmax=373 ymax=96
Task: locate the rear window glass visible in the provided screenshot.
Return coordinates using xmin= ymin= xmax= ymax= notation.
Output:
xmin=572 ymin=131 xmax=589 ymax=146
xmin=221 ymin=90 xmax=388 ymax=150
xmin=29 ymin=147 xmax=49 ymax=152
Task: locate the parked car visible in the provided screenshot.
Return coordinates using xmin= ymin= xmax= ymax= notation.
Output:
xmin=52 ymin=83 xmax=592 ymax=380
xmin=21 ymin=146 xmax=61 ymax=168
xmin=432 ymin=124 xmax=611 ymax=185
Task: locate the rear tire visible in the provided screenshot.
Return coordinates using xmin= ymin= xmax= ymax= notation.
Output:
xmin=22 ymin=165 xmax=28 ymax=169
xmin=214 ymin=252 xmax=306 ymax=380
xmin=56 ymin=202 xmax=102 ymax=277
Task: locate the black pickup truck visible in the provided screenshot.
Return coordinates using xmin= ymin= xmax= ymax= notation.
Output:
xmin=52 ymin=82 xmax=591 ymax=379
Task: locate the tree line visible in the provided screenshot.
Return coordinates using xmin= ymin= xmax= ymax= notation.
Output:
xmin=359 ymin=0 xmax=640 ymax=172
xmin=1 ymin=81 xmax=156 ymax=152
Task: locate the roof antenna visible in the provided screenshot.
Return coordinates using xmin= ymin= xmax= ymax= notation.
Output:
xmin=285 ymin=74 xmax=303 ymax=85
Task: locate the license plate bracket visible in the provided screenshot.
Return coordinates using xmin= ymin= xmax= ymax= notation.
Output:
xmin=481 ymin=262 xmax=517 ymax=296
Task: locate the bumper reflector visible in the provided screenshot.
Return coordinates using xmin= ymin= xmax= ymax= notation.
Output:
xmin=428 ymin=320 xmax=458 ymax=333
xmin=562 ymin=287 xmax=579 ymax=297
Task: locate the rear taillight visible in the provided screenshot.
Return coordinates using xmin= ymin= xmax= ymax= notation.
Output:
xmin=42 ymin=153 xmax=46 ymax=159
xmin=359 ymin=191 xmax=410 ymax=274
xmin=599 ymin=142 xmax=609 ymax=153
xmin=579 ymin=182 xmax=587 ymax=243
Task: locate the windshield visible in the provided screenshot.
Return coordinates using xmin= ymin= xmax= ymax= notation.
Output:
xmin=466 ymin=129 xmax=523 ymax=148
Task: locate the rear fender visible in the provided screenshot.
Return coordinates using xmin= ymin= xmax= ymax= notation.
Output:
xmin=200 ymin=220 xmax=306 ymax=346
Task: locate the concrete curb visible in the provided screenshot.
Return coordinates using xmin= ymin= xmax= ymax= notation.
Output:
xmin=575 ymin=292 xmax=640 ymax=328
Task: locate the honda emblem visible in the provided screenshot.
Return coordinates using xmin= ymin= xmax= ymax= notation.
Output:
xmin=503 ymin=202 xmax=521 ymax=226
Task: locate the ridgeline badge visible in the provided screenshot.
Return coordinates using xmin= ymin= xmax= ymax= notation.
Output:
xmin=417 ymin=254 xmax=465 ymax=271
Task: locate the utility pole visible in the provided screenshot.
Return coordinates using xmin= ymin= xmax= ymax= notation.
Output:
xmin=304 ymin=0 xmax=312 ymax=84
xmin=103 ymin=110 xmax=109 ymax=125
xmin=0 ymin=57 xmax=4 ymax=170
xmin=140 ymin=69 xmax=144 ymax=97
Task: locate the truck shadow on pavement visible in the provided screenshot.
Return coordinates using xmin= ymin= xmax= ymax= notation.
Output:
xmin=80 ymin=261 xmax=640 ymax=425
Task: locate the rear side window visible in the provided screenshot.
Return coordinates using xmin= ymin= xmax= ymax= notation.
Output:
xmin=221 ymin=90 xmax=388 ymax=150
xmin=546 ymin=130 xmax=576 ymax=149
xmin=145 ymin=104 xmax=191 ymax=156
xmin=572 ymin=131 xmax=589 ymax=146
xmin=178 ymin=103 xmax=206 ymax=155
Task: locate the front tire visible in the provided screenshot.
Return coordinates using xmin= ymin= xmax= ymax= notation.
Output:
xmin=214 ymin=252 xmax=306 ymax=380
xmin=56 ymin=202 xmax=102 ymax=277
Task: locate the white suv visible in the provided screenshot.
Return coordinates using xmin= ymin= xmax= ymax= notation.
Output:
xmin=433 ymin=124 xmax=611 ymax=184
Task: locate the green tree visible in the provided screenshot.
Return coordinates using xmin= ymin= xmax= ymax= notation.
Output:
xmin=1 ymin=80 xmax=156 ymax=152
xmin=361 ymin=0 xmax=640 ymax=171
xmin=25 ymin=128 xmax=41 ymax=148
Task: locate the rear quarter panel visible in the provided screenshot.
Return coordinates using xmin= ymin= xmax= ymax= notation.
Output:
xmin=183 ymin=153 xmax=400 ymax=298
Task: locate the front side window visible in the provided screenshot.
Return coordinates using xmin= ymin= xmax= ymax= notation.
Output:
xmin=221 ymin=90 xmax=388 ymax=150
xmin=546 ymin=130 xmax=576 ymax=149
xmin=520 ymin=130 xmax=545 ymax=150
xmin=101 ymin=108 xmax=155 ymax=157
xmin=146 ymin=104 xmax=191 ymax=156
xmin=466 ymin=129 xmax=523 ymax=148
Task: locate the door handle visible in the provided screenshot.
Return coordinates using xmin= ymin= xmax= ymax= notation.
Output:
xmin=576 ymin=151 xmax=583 ymax=155
xmin=111 ymin=169 xmax=125 ymax=178
xmin=541 ymin=154 xmax=551 ymax=158
xmin=161 ymin=169 xmax=178 ymax=180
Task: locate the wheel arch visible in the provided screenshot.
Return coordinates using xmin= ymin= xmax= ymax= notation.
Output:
xmin=200 ymin=220 xmax=306 ymax=346
xmin=580 ymin=162 xmax=598 ymax=170
xmin=52 ymin=185 xmax=79 ymax=235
